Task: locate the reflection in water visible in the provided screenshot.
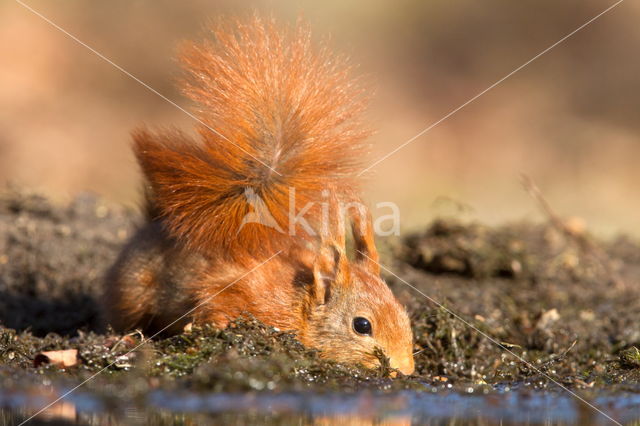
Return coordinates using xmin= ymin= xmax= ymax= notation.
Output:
xmin=40 ymin=400 xmax=76 ymax=423
xmin=1 ymin=386 xmax=639 ymax=425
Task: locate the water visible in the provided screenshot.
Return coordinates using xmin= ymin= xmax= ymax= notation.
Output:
xmin=2 ymin=384 xmax=639 ymax=425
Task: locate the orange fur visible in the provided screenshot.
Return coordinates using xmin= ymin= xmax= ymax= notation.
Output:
xmin=104 ymin=15 xmax=414 ymax=375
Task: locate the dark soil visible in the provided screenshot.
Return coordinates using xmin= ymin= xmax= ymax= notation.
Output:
xmin=1 ymin=188 xmax=640 ymax=423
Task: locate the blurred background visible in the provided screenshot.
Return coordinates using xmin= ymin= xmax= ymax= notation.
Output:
xmin=2 ymin=0 xmax=639 ymax=236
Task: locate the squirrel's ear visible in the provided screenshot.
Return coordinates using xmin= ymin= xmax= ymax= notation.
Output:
xmin=312 ymin=244 xmax=349 ymax=305
xmin=311 ymin=192 xmax=350 ymax=305
xmin=348 ymin=202 xmax=381 ymax=275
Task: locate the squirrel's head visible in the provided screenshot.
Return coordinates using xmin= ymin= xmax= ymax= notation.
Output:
xmin=299 ymin=202 xmax=414 ymax=375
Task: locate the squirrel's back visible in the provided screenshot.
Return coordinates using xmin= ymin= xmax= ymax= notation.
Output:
xmin=134 ymin=15 xmax=371 ymax=259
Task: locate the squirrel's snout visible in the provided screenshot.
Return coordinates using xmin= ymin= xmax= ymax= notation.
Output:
xmin=390 ymin=355 xmax=415 ymax=376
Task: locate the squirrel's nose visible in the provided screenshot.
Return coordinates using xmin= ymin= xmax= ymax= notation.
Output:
xmin=390 ymin=355 xmax=415 ymax=376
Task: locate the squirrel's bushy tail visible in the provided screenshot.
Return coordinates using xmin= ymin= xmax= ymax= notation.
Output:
xmin=133 ymin=15 xmax=371 ymax=258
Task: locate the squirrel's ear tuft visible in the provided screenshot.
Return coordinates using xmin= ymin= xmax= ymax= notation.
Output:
xmin=348 ymin=202 xmax=381 ymax=275
xmin=312 ymin=244 xmax=349 ymax=305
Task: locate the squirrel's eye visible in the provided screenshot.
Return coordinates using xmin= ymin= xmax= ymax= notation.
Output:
xmin=353 ymin=317 xmax=372 ymax=336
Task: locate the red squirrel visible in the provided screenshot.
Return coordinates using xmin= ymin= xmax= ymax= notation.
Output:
xmin=104 ymin=15 xmax=414 ymax=375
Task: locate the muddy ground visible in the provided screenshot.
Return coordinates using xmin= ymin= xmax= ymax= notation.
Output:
xmin=1 ymin=188 xmax=640 ymax=424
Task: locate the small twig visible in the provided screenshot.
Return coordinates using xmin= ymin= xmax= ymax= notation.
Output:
xmin=537 ymin=339 xmax=579 ymax=373
xmin=521 ymin=174 xmax=566 ymax=232
xmin=560 ymin=339 xmax=578 ymax=358
xmin=111 ymin=330 xmax=144 ymax=352
xmin=520 ymin=174 xmax=625 ymax=289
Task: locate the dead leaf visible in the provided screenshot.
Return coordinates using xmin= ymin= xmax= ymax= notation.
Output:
xmin=564 ymin=216 xmax=586 ymax=236
xmin=536 ymin=308 xmax=560 ymax=330
xmin=33 ymin=349 xmax=78 ymax=368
